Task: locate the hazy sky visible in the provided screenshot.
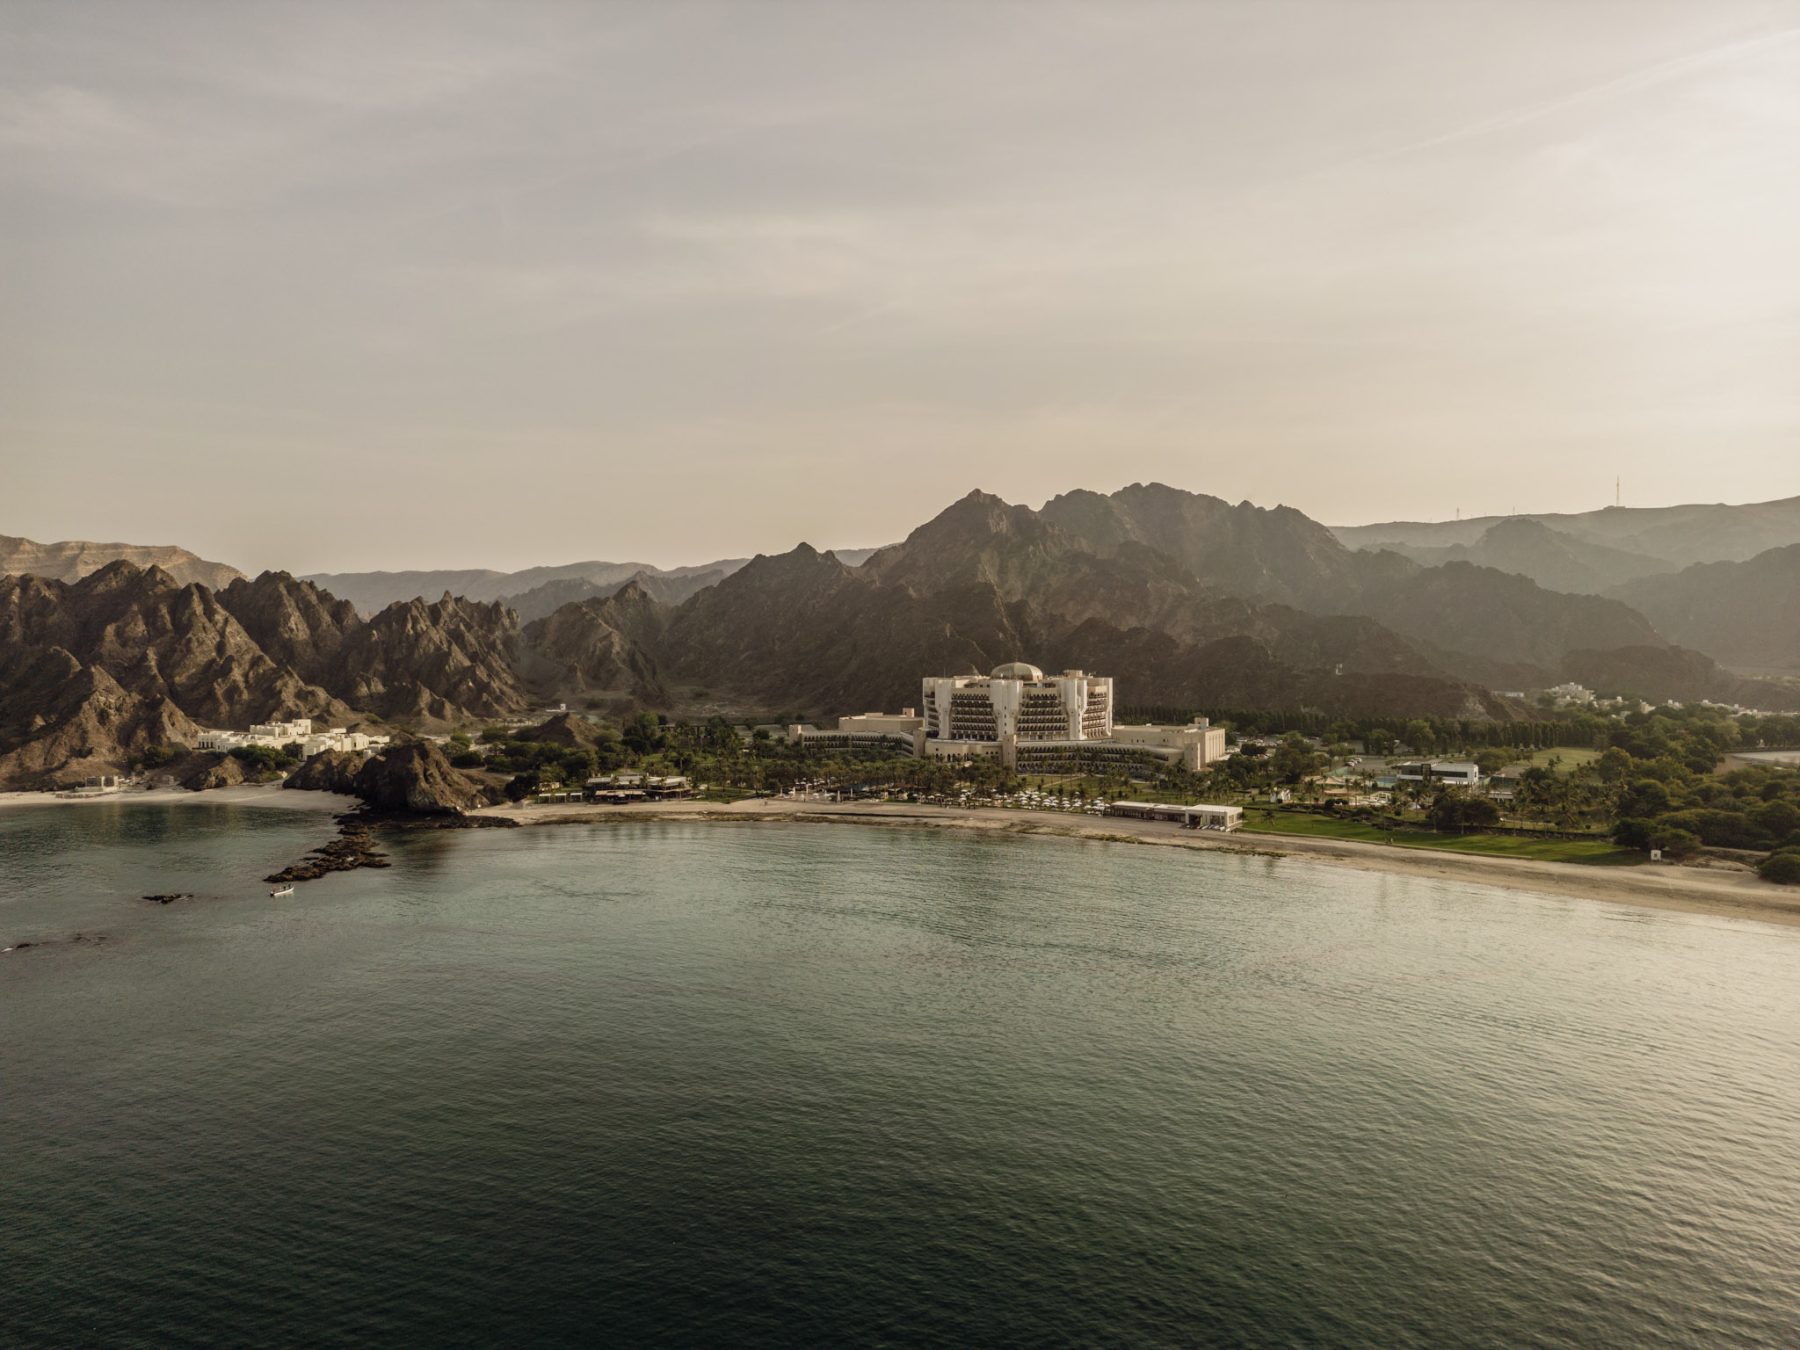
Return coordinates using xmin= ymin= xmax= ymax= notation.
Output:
xmin=5 ymin=1 xmax=1798 ymax=574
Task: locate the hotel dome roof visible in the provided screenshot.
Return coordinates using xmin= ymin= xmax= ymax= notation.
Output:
xmin=990 ymin=661 xmax=1044 ymax=680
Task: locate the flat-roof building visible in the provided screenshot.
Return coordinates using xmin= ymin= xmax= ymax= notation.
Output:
xmin=1107 ymin=801 xmax=1243 ymax=831
xmin=785 ymin=664 xmax=1229 ymax=779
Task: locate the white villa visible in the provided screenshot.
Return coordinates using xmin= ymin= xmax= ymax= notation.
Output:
xmin=196 ymin=717 xmax=390 ymax=759
xmin=788 ymin=663 xmax=1229 ymax=777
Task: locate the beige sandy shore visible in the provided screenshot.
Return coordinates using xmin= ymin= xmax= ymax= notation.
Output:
xmin=0 ymin=785 xmax=355 ymax=812
xmin=474 ymin=796 xmax=1800 ymax=931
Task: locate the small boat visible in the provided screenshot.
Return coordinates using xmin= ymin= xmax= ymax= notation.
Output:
xmin=270 ymin=885 xmax=295 ymax=897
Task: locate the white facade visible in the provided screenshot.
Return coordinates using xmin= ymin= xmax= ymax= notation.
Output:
xmin=922 ymin=665 xmax=1113 ymax=744
xmin=197 ymin=718 xmax=389 ymax=759
xmin=1107 ymin=722 xmax=1228 ymax=772
xmin=787 ymin=664 xmax=1230 ymax=780
xmin=1107 ymin=801 xmax=1243 ymax=831
xmin=1547 ymin=682 xmax=1594 ymax=706
xmin=787 ymin=709 xmax=926 ymax=756
xmin=1395 ymin=760 xmax=1481 ymax=787
xmin=914 ymin=664 xmax=1228 ymax=776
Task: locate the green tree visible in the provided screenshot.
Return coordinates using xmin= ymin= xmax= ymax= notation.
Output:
xmin=1428 ymin=791 xmax=1500 ymax=833
xmin=1758 ymin=851 xmax=1800 ymax=885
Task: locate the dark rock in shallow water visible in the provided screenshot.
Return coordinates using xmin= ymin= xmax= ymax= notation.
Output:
xmin=265 ymin=821 xmax=390 ymax=885
xmin=143 ymin=893 xmax=194 ymax=904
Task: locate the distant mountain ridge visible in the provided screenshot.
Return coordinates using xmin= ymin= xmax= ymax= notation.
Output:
xmin=0 ymin=533 xmax=243 ymax=590
xmin=1334 ymin=494 xmax=1800 ymax=580
xmin=1358 ymin=517 xmax=1678 ymax=596
xmin=1608 ymin=544 xmax=1800 ymax=674
xmin=304 ymin=548 xmax=882 ymax=614
xmin=298 ymin=558 xmax=746 ymax=615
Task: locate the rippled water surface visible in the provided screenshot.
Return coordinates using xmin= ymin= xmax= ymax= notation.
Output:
xmin=4 ymin=804 xmax=1799 ymax=1347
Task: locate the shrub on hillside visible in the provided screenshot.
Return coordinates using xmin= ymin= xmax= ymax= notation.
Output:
xmin=1757 ymin=852 xmax=1800 ymax=886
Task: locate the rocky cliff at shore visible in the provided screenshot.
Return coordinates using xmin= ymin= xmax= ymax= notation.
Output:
xmin=286 ymin=742 xmax=493 ymax=815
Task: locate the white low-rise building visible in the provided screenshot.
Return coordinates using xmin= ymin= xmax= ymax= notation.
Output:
xmin=1395 ymin=760 xmax=1482 ymax=787
xmin=1107 ymin=801 xmax=1243 ymax=831
xmin=196 ymin=717 xmax=388 ymax=759
xmin=788 ymin=710 xmax=926 ymax=756
xmin=789 ymin=663 xmax=1230 ymax=778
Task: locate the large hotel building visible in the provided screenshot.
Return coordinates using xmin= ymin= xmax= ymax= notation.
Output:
xmin=789 ymin=662 xmax=1226 ymax=777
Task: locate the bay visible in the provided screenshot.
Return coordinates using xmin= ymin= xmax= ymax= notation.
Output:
xmin=4 ymin=804 xmax=1798 ymax=1347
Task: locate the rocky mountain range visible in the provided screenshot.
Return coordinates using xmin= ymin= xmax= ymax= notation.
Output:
xmin=5 ymin=483 xmax=1795 ymax=787
xmin=509 ymin=486 xmax=1790 ymax=721
xmin=0 ymin=533 xmax=243 ymax=590
xmin=0 ymin=565 xmax=527 ymax=787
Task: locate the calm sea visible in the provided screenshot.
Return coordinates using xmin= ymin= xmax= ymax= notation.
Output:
xmin=4 ymin=802 xmax=1798 ymax=1347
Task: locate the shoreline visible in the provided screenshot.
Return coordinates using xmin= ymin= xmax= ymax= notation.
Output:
xmin=472 ymin=797 xmax=1800 ymax=931
xmin=0 ymin=785 xmax=357 ymax=813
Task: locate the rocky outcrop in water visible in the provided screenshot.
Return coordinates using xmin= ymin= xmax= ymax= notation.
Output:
xmin=265 ymin=819 xmax=390 ymax=884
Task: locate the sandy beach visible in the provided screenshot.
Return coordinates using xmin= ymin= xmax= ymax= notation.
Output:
xmin=0 ymin=785 xmax=356 ymax=813
xmin=474 ymin=796 xmax=1800 ymax=930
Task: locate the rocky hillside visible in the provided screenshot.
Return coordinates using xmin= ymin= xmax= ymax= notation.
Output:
xmin=530 ymin=496 xmax=1516 ymax=720
xmin=13 ymin=484 xmax=1792 ymax=785
xmin=288 ymin=742 xmax=491 ymax=814
xmin=0 ymin=563 xmax=351 ymax=786
xmin=519 ymin=581 xmax=671 ymax=708
xmin=1608 ymin=544 xmax=1800 ymax=674
xmin=330 ymin=594 xmax=527 ymax=723
xmin=217 ymin=572 xmax=529 ymax=721
xmin=218 ymin=571 xmax=363 ymax=684
xmin=0 ymin=533 xmax=243 ymax=589
xmin=0 ymin=565 xmax=531 ymax=786
xmin=514 ymin=485 xmax=1790 ymax=718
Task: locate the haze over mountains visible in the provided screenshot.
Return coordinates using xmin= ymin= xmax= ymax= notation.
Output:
xmin=1335 ymin=495 xmax=1800 ymax=584
xmin=301 ymin=549 xmax=884 ymax=616
xmin=0 ymin=534 xmax=243 ymax=591
xmin=4 ymin=485 xmax=1796 ymax=786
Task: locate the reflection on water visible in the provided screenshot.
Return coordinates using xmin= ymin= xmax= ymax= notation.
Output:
xmin=4 ymin=810 xmax=1799 ymax=1347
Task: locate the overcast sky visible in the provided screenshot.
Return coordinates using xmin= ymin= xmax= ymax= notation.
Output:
xmin=4 ymin=1 xmax=1798 ymax=574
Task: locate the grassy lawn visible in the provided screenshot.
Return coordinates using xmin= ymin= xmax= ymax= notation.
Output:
xmin=1516 ymin=746 xmax=1603 ymax=774
xmin=1239 ymin=811 xmax=1643 ymax=866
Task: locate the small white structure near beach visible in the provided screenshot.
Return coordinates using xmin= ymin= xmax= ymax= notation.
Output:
xmin=1106 ymin=801 xmax=1244 ymax=831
